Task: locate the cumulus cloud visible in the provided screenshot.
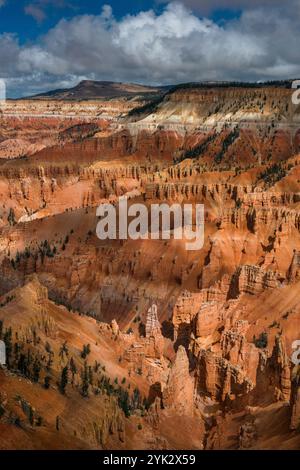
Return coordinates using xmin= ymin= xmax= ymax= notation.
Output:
xmin=1 ymin=1 xmax=300 ymax=96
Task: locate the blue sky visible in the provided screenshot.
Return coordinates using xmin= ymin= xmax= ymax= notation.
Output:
xmin=0 ymin=0 xmax=299 ymax=97
xmin=0 ymin=0 xmax=240 ymax=43
xmin=0 ymin=1 xmax=161 ymax=42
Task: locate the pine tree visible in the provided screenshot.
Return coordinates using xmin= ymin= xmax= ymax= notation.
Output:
xmin=117 ymin=388 xmax=131 ymax=417
xmin=32 ymin=358 xmax=41 ymax=382
xmin=44 ymin=376 xmax=51 ymax=389
xmin=59 ymin=341 xmax=69 ymax=363
xmin=7 ymin=208 xmax=16 ymax=226
xmin=81 ymin=344 xmax=91 ymax=359
xmin=56 ymin=415 xmax=60 ymax=431
xmin=59 ymin=366 xmax=69 ymax=395
xmin=69 ymin=357 xmax=77 ymax=386
xmin=14 ymin=342 xmax=21 ymax=364
xmin=3 ymin=327 xmax=13 ymax=368
xmin=132 ymin=387 xmax=142 ymax=410
xmin=17 ymin=353 xmax=28 ymax=376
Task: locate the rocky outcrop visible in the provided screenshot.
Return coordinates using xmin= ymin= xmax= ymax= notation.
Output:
xmin=123 ymin=304 xmax=165 ymax=380
xmin=111 ymin=319 xmax=120 ymax=337
xmin=194 ymin=301 xmax=223 ymax=338
xmin=195 ymin=348 xmax=253 ymax=403
xmin=229 ymin=265 xmax=282 ymax=297
xmin=172 ymin=291 xmax=203 ymax=346
xmin=269 ymin=336 xmax=291 ymax=402
xmin=287 ymin=251 xmax=300 ymax=283
xmin=192 ymin=319 xmax=259 ymax=404
xmin=145 ymin=304 xmax=161 ymax=338
xmin=163 ymin=346 xmax=194 ymax=415
xmin=220 ymin=321 xmax=260 ymax=386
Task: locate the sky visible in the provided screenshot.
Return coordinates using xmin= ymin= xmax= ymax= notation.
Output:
xmin=0 ymin=0 xmax=300 ymax=97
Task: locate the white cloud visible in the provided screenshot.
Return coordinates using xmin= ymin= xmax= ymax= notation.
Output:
xmin=101 ymin=4 xmax=113 ymax=20
xmin=25 ymin=4 xmax=46 ymax=23
xmin=1 ymin=1 xmax=300 ymax=96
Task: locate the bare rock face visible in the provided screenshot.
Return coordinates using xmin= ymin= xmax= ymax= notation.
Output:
xmin=194 ymin=301 xmax=223 ymax=338
xmin=172 ymin=290 xmax=203 ymax=346
xmin=287 ymin=251 xmax=300 ymax=283
xmin=145 ymin=304 xmax=161 ymax=338
xmin=269 ymin=336 xmax=291 ymax=402
xmin=201 ymin=275 xmax=231 ymax=303
xmin=111 ymin=319 xmax=120 ymax=337
xmin=230 ymin=265 xmax=281 ymax=297
xmin=144 ymin=304 xmax=164 ymax=359
xmin=123 ymin=304 xmax=165 ymax=381
xmin=220 ymin=321 xmax=260 ymax=386
xmin=163 ymin=346 xmax=194 ymax=415
xmin=192 ymin=319 xmax=259 ymax=404
xmin=195 ymin=348 xmax=253 ymax=404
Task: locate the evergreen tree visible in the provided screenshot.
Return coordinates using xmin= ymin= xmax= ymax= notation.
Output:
xmin=81 ymin=344 xmax=91 ymax=359
xmin=14 ymin=342 xmax=21 ymax=364
xmin=3 ymin=327 xmax=13 ymax=368
xmin=69 ymin=357 xmax=77 ymax=386
xmin=29 ymin=408 xmax=34 ymax=426
xmin=56 ymin=415 xmax=60 ymax=431
xmin=44 ymin=376 xmax=51 ymax=389
xmin=17 ymin=353 xmax=28 ymax=376
xmin=32 ymin=358 xmax=41 ymax=383
xmin=7 ymin=208 xmax=16 ymax=226
xmin=117 ymin=389 xmax=131 ymax=417
xmin=59 ymin=341 xmax=69 ymax=363
xmin=59 ymin=366 xmax=69 ymax=395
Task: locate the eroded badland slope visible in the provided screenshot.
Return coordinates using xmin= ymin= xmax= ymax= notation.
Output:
xmin=0 ymin=83 xmax=300 ymax=449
